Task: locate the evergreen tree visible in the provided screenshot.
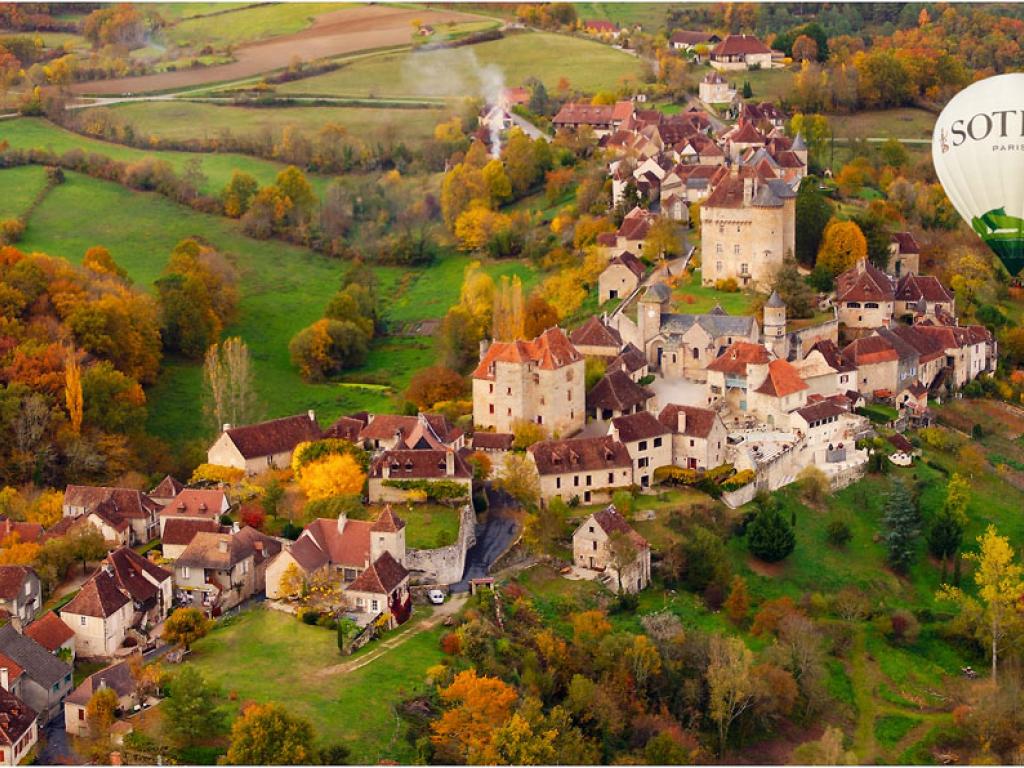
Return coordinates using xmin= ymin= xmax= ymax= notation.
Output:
xmin=747 ymin=499 xmax=796 ymax=563
xmin=882 ymin=480 xmax=920 ymax=573
xmin=742 ymin=80 xmax=753 ymax=98
xmin=771 ymin=257 xmax=817 ymax=318
xmin=928 ymin=473 xmax=970 ymax=580
xmin=795 ymin=178 xmax=832 ymax=268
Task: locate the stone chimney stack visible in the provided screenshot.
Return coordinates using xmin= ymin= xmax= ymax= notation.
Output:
xmin=308 ymin=409 xmax=316 ymax=423
xmin=677 ymin=410 xmax=687 ymax=434
xmin=222 ymin=423 xmax=231 ymax=433
xmin=445 ymin=450 xmax=455 ymax=476
xmin=336 ymin=511 xmax=347 ymax=534
xmin=217 ymin=539 xmax=229 ymax=554
xmin=743 ymin=176 xmax=754 ymax=204
xmin=1 ymin=667 xmax=9 ymax=692
xmin=479 ymin=338 xmax=491 ymax=361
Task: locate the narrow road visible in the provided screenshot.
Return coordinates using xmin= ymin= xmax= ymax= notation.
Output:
xmin=39 ymin=712 xmax=82 ymax=766
xmin=449 ymin=489 xmax=520 ymax=593
xmin=609 ymin=249 xmax=694 ymax=321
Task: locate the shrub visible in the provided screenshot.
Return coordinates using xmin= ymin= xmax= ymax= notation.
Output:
xmin=0 ymin=219 xmax=24 ymax=245
xmin=703 ymin=581 xmax=726 ymax=610
xmin=299 ymin=609 xmax=319 ymax=625
xmin=889 ymin=609 xmax=920 ymax=645
xmin=440 ymin=632 xmax=462 ymax=655
xmin=612 ymin=592 xmax=639 ymax=613
xmin=826 ymin=519 xmax=853 ymax=548
xmin=316 ymin=613 xmax=337 ymax=630
xmin=714 ymin=277 xmax=740 ymax=292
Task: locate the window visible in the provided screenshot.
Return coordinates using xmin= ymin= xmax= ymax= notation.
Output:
xmin=586 ymin=475 xmax=592 ymax=487
xmin=692 ymin=347 xmax=699 ymax=360
xmin=506 ymin=387 xmax=512 ymax=395
xmin=716 ymin=261 xmax=723 ymax=273
xmin=689 ymin=438 xmax=695 ymax=447
xmin=181 ymin=566 xmax=190 ymax=579
xmin=80 ymin=615 xmax=86 ymax=626
xmin=716 ymin=243 xmax=723 ymax=254
xmin=567 ymin=390 xmax=572 ymax=401
xmin=865 ymin=302 xmax=879 ymax=309
xmin=371 ymin=599 xmax=379 ymax=612
xmin=556 ymin=477 xmax=561 ymax=489
xmin=638 ymin=457 xmax=649 ymax=469
xmin=489 ymin=404 xmax=494 ymax=414
xmin=740 ymin=263 xmax=748 ymax=274
xmin=488 ymin=383 xmax=493 ymax=393
xmin=733 ymin=244 xmax=741 ymax=255
xmin=574 ymin=476 xmax=580 ymax=487
xmin=608 ymin=472 xmax=614 ymax=483
xmin=588 ymin=526 xmax=594 ymax=533
xmin=592 ymin=541 xmax=597 ymax=551
xmin=78 ymin=709 xmax=84 ymax=721
xmin=654 ymin=437 xmax=662 ymax=448
xmin=639 ymin=440 xmax=648 ymax=451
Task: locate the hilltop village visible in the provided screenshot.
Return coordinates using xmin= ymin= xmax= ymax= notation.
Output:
xmin=4 ymin=2 xmax=1024 ymax=765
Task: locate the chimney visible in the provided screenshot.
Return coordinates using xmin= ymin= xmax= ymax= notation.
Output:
xmin=217 ymin=539 xmax=229 ymax=554
xmin=110 ymin=752 xmax=122 ymax=767
xmin=222 ymin=423 xmax=231 ymax=433
xmin=231 ymin=522 xmax=240 ymax=535
xmin=9 ymin=617 xmax=21 ymax=635
xmin=479 ymin=338 xmax=491 ymax=361
xmin=1 ymin=667 xmax=9 ymax=692
xmin=743 ymin=176 xmax=754 ymax=204
xmin=445 ymin=451 xmax=454 ymax=475
xmin=677 ymin=409 xmax=687 ymax=434
xmin=336 ymin=511 xmax=347 ymax=534
xmin=308 ymin=409 xmax=316 ymax=423
xmin=99 ymin=679 xmax=106 ymax=690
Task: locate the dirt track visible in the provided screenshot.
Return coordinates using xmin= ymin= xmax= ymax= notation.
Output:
xmin=69 ymin=5 xmax=484 ymax=96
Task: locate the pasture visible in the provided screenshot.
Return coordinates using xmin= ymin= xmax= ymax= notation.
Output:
xmin=276 ymin=32 xmax=649 ymax=98
xmin=105 ymin=101 xmax=448 ymax=147
xmin=0 ymin=165 xmax=48 ymax=219
xmin=182 ymin=607 xmax=446 ymax=763
xmin=829 ymin=108 xmax=936 ymax=141
xmin=160 ymin=2 xmax=345 ymax=49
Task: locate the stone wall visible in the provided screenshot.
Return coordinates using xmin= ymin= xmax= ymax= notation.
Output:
xmin=789 ymin=315 xmax=839 ymax=360
xmin=406 ymin=505 xmax=477 ymax=586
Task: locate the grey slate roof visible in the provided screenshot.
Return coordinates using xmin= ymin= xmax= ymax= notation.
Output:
xmin=660 ymin=310 xmax=757 ymax=338
xmin=750 ymin=184 xmax=783 ymax=208
xmin=0 ymin=623 xmax=71 ymax=689
xmin=766 ymin=290 xmax=785 ymax=308
xmin=642 ymin=283 xmax=672 ymax=303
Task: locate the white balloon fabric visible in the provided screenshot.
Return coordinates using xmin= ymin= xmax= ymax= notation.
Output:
xmin=933 ymin=73 xmax=1024 ymax=276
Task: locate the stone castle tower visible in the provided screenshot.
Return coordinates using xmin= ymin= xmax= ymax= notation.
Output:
xmin=762 ymin=290 xmax=789 ymax=360
xmin=369 ymin=505 xmax=406 ymax=566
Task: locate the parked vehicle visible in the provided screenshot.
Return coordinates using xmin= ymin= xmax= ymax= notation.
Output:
xmin=428 ymin=589 xmax=446 ymax=605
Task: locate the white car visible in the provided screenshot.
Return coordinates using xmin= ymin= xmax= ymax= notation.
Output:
xmin=427 ymin=589 xmax=446 ymax=605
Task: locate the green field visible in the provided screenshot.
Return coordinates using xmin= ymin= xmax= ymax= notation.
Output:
xmin=161 ymin=2 xmax=346 ymax=49
xmin=737 ymin=67 xmax=796 ymax=104
xmin=186 ymin=607 xmax=445 ymax=763
xmin=106 ymin=101 xmax=448 ymax=147
xmin=672 ymin=268 xmax=760 ymax=314
xmin=277 ymin=31 xmax=649 ymax=97
xmin=0 ymin=117 xmax=331 ymax=199
xmin=568 ymin=2 xmax=669 ymax=31
xmin=830 ymin=108 xmax=935 ymax=141
xmin=0 ymin=165 xmax=48 ymax=219
xmin=360 ymin=503 xmax=461 ymax=549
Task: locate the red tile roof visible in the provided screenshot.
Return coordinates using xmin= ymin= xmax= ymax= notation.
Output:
xmin=471 ymin=432 xmax=514 ymax=451
xmin=288 ymin=535 xmax=329 ymax=573
xmin=63 ymin=486 xmax=159 ymax=520
xmin=322 ymin=415 xmax=368 ymax=442
xmin=370 ymin=505 xmax=405 ymax=533
xmin=370 ymin=449 xmax=472 ymax=480
xmin=346 ymin=551 xmax=409 ymax=596
xmin=0 ymin=686 xmax=36 ymax=747
xmin=24 ymin=612 xmax=74 ymax=652
xmin=528 ymin=435 xmax=632 ymax=476
xmin=754 ymin=359 xmax=809 ymax=397
xmin=895 ymin=274 xmax=953 ymax=304
xmin=891 ymin=232 xmax=919 ymax=253
xmin=671 ymin=30 xmax=717 ymax=46
xmin=553 ymin=102 xmax=615 ymax=126
xmin=836 ymin=261 xmax=894 ymax=304
xmin=592 ymin=505 xmax=648 ymax=548
xmin=570 ymin=316 xmax=623 ymax=350
xmin=149 ymin=475 xmax=184 ymax=501
xmin=610 ymin=251 xmax=645 ymax=279
xmin=657 ymin=404 xmax=719 ymax=438
xmin=62 ymin=570 xmax=130 ymax=619
xmin=587 ymin=370 xmax=654 ymax=412
xmin=706 ymin=341 xmax=771 ymax=375
xmin=224 ymin=413 xmax=321 ymax=459
xmin=303 ymin=518 xmax=372 ymax=570
xmin=794 ymin=400 xmax=847 ymax=425
xmin=104 ymin=547 xmax=171 ymax=607
xmin=472 ymin=327 xmax=581 ymax=380
xmin=164 ymin=489 xmax=226 ymax=520
xmin=161 ymin=518 xmax=224 ymax=547
xmin=585 ymin=19 xmax=618 ymax=32
xmin=712 ymin=34 xmax=771 ymax=56
xmin=610 ymin=411 xmax=671 ymax=443
xmin=0 ymin=567 xmax=34 ymax=602
xmin=842 ymin=335 xmax=899 ymax=365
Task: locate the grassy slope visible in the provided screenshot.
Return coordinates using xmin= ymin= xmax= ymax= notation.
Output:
xmin=829 ymin=108 xmax=935 ymax=141
xmin=673 ymin=268 xmax=759 ymax=314
xmin=2 ymin=166 xmax=536 ymax=445
xmin=569 ymin=2 xmax=668 ymax=31
xmin=737 ymin=67 xmax=796 ymax=104
xmin=0 ymin=165 xmax=47 ymax=219
xmin=277 ymin=31 xmax=648 ymax=97
xmin=162 ymin=3 xmax=347 ymax=49
xmin=1 ymin=117 xmax=331 ymax=199
xmin=107 ymin=101 xmax=448 ymax=146
xmin=186 ymin=607 xmax=444 ymax=763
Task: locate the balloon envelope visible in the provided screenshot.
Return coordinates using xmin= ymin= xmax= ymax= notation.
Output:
xmin=933 ymin=73 xmax=1024 ymax=276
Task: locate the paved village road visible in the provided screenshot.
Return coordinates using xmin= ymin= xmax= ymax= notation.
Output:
xmin=450 ymin=490 xmax=520 ymax=593
xmin=39 ymin=712 xmax=81 ymax=766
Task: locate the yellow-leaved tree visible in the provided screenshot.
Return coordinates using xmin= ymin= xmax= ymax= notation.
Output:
xmin=816 ymin=218 xmax=867 ymax=276
xmin=64 ymin=348 xmax=83 ymax=435
xmin=27 ymin=490 xmax=63 ymax=528
xmin=970 ymin=525 xmax=1024 ymax=683
xmin=297 ymin=453 xmax=365 ymax=501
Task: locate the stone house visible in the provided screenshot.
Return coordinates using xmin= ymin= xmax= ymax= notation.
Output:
xmin=876 ymin=326 xmax=947 ymax=390
xmin=607 ymin=411 xmax=672 ymax=489
xmin=148 ymin=476 xmax=184 ymax=507
xmin=791 ymin=349 xmax=840 ymax=399
xmin=0 ymin=685 xmax=36 ymax=766
xmin=700 ymin=172 xmax=795 ymax=290
xmin=587 ymin=370 xmax=656 ymax=422
xmin=598 ymin=252 xmax=645 ymax=304
xmin=657 ymin=404 xmax=728 ymax=470
xmin=842 ymin=336 xmax=900 ymax=395
xmin=344 ymin=551 xmax=411 ymax=629
xmin=62 ymin=548 xmax=171 ymax=659
xmin=265 ymin=506 xmax=406 ymax=599
xmin=606 ymin=343 xmax=650 ymax=382
xmin=64 ymin=659 xmax=137 ymax=738
xmin=614 ymin=207 xmax=657 ymax=255
xmin=24 ymin=613 xmax=75 ymax=663
xmin=747 ymin=358 xmax=810 ymax=428
xmin=709 ymin=34 xmax=773 ymax=70
xmin=669 ymin=30 xmax=720 ymax=52
xmin=0 ymin=568 xmax=40 ymax=626
xmin=888 ymin=232 xmax=920 ymax=277
xmin=230 ymin=527 xmax=281 ymax=596
xmin=723 ymin=120 xmax=768 ymax=161
xmin=367 ymin=449 xmax=473 ymax=504
xmin=894 ymin=274 xmax=955 ymax=322
xmin=699 ymin=69 xmax=734 ymax=103
xmin=807 ymin=340 xmax=857 ymax=394
xmin=527 ymin=435 xmax=634 ymax=506
xmin=569 ymin=316 xmax=623 ymax=358
xmin=572 ymin=506 xmax=651 ymax=593
xmin=83 ymin=506 xmax=131 ymax=547
xmin=915 ymin=324 xmax=997 ymax=389
xmin=790 ymin=400 xmax=867 ymax=466
xmin=174 ymin=531 xmax=258 ymax=613
xmin=355 ymin=413 xmax=463 ymax=453
xmin=0 ymin=623 xmax=72 ymax=722
xmin=472 ymin=327 xmax=585 ymax=436
xmin=159 ymin=489 xmax=230 ymax=536
xmin=705 ymin=341 xmax=773 ymax=412
xmin=62 ymin=486 xmax=160 ymax=546
xmin=206 ymin=411 xmax=322 ymax=475
xmin=835 ymin=260 xmax=895 ymax=331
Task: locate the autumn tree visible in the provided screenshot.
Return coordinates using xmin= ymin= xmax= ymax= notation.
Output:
xmin=791 ymin=725 xmax=856 ymax=764
xmin=161 ymin=667 xmax=222 ymax=745
xmin=817 ymin=219 xmax=867 ymax=276
xmin=278 ymin=562 xmax=305 ymax=599
xmin=707 ymin=634 xmax=755 ymax=754
xmin=289 ymin=318 xmax=369 ymax=381
xmin=226 ymin=702 xmax=317 ymax=765
xmin=607 ymin=530 xmax=640 ymax=594
xmin=275 ymin=165 xmax=316 ymax=224
xmin=968 ymin=525 xmax=1024 ymax=682
xmin=724 ymin=575 xmax=750 ymax=625
xmin=523 ymin=293 xmax=559 ymax=339
xmin=221 ymin=171 xmax=260 ymax=218
xmin=771 ymin=258 xmax=817 ymax=319
xmin=203 ymin=337 xmax=260 ymax=435
xmin=163 ymin=607 xmax=211 ymax=651
xmin=928 ymin=473 xmax=969 ymax=580
xmin=82 ymin=246 xmax=128 ymax=281
xmin=26 ymin=490 xmax=63 ymax=528
xmin=431 ymin=669 xmax=518 ymax=764
xmin=494 ymin=453 xmax=540 ymax=509
xmin=405 ymin=365 xmax=466 ymax=411
xmin=296 ymin=453 xmax=365 ymax=501
xmin=64 ymin=348 xmax=83 ymax=435
xmin=491 ymin=274 xmax=525 ymax=342
xmin=792 ymin=34 xmax=819 ymax=62
xmin=86 ymin=686 xmax=118 ymax=752
xmin=643 ymin=217 xmax=684 ymax=263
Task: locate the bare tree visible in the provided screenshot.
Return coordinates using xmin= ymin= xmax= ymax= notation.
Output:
xmin=707 ymin=634 xmax=756 ymax=755
xmin=204 ymin=337 xmax=260 ymax=433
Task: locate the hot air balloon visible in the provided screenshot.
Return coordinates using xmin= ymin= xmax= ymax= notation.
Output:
xmin=932 ymin=73 xmax=1024 ymax=278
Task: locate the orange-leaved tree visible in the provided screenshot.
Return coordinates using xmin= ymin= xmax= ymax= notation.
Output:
xmin=430 ymin=669 xmax=518 ymax=764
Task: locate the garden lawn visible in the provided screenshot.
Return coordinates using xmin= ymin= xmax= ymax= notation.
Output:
xmin=0 ymin=165 xmax=48 ymax=219
xmin=107 ymin=101 xmax=448 ymax=148
xmin=673 ymin=268 xmax=759 ymax=314
xmin=186 ymin=607 xmax=445 ymax=763
xmin=0 ymin=117 xmax=331 ymax=199
xmin=359 ymin=503 xmax=461 ymax=549
xmin=277 ymin=32 xmax=648 ymax=97
xmin=736 ymin=67 xmax=795 ymax=104
xmin=161 ymin=3 xmax=346 ymax=49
